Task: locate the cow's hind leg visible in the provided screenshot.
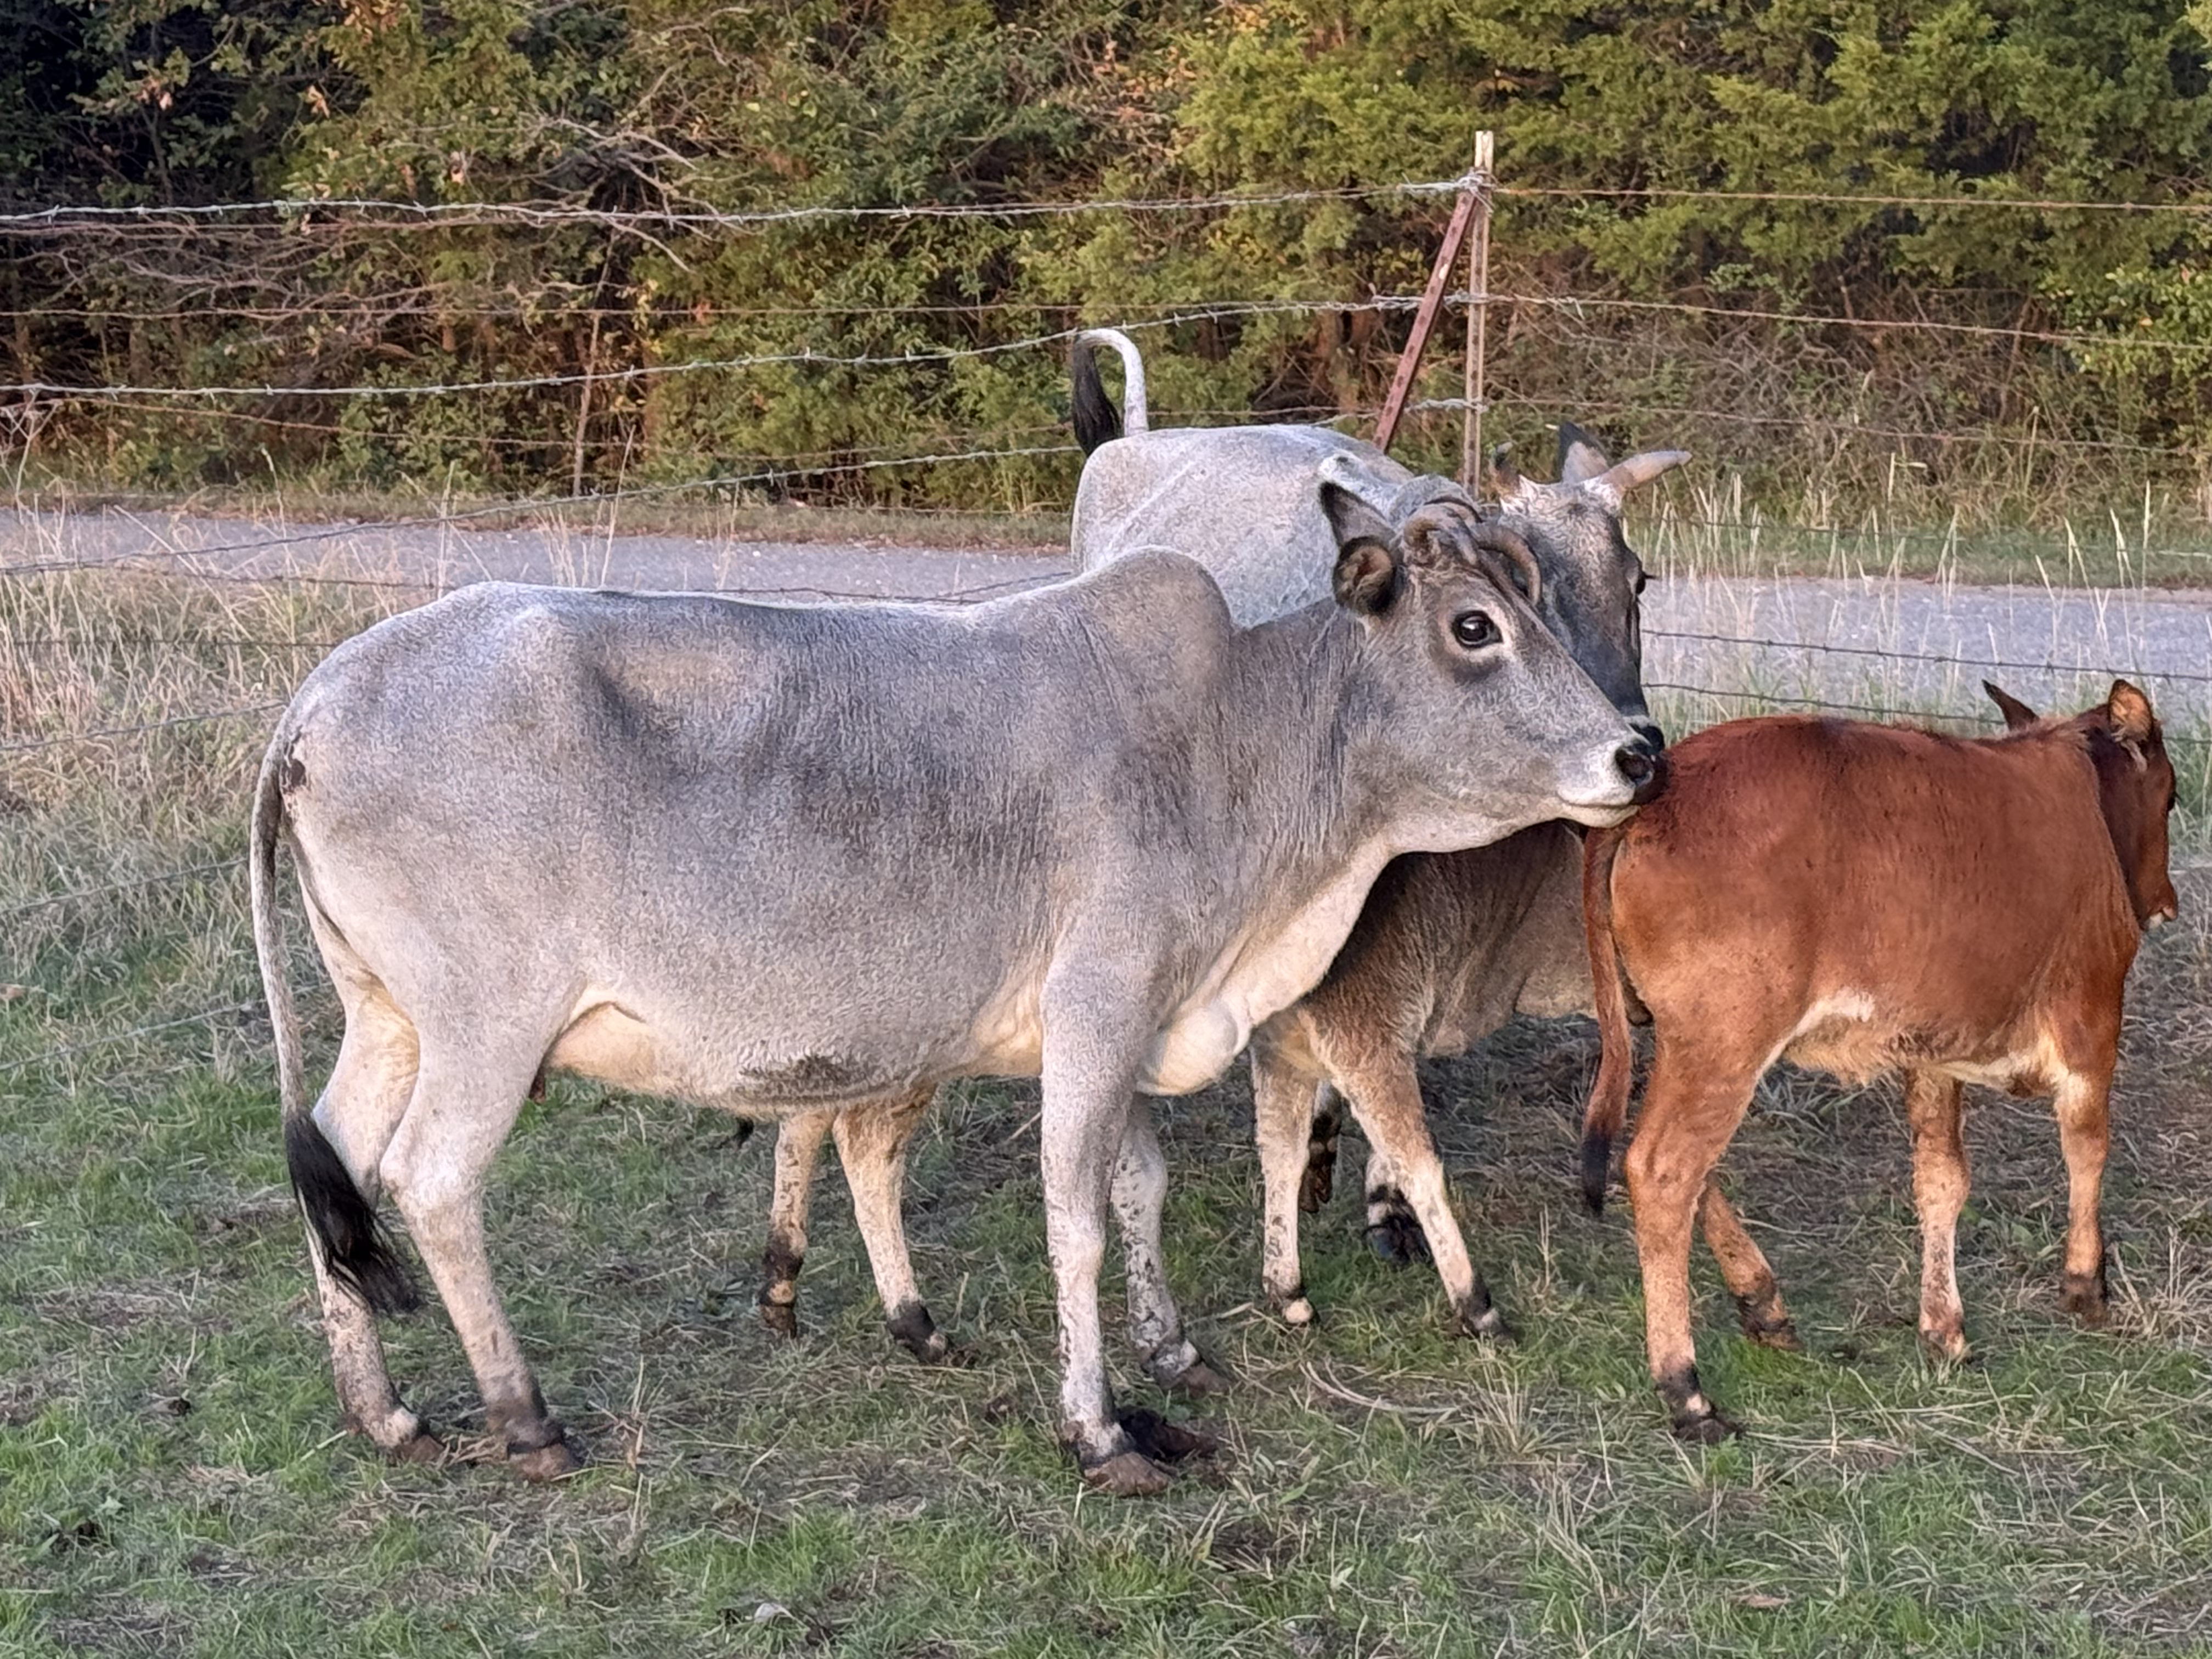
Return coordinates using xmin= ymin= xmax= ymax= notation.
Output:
xmin=1905 ymin=1069 xmax=1972 ymax=1361
xmin=2053 ymin=1065 xmax=2114 ymax=1327
xmin=307 ymin=995 xmax=441 ymax=1462
xmin=1336 ymin=1056 xmax=1504 ymax=1340
xmin=1363 ymin=1139 xmax=1431 ymax=1268
xmin=1112 ymin=1099 xmax=1223 ymax=1397
xmin=1624 ymin=1039 xmax=1760 ymax=1441
xmin=831 ymin=1090 xmax=947 ymax=1361
xmin=760 ymin=1109 xmax=833 ymax=1339
xmin=380 ymin=1043 xmax=574 ymax=1480
xmin=1699 ymin=1180 xmax=1798 ymax=1350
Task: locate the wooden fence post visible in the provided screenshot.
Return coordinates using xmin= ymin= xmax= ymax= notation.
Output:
xmin=1462 ymin=130 xmax=1494 ymax=489
xmin=1374 ymin=133 xmax=1494 ymax=459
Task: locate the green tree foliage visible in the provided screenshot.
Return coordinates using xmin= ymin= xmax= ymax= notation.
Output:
xmin=1 ymin=0 xmax=2207 ymax=516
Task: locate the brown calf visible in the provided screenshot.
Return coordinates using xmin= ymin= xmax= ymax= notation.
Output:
xmin=1582 ymin=682 xmax=2179 ymax=1441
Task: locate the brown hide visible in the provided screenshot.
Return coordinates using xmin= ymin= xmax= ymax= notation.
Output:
xmin=1581 ymin=685 xmax=2176 ymax=1440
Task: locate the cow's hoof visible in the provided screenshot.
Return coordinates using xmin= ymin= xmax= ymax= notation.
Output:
xmin=1668 ymin=1408 xmax=1740 ymax=1446
xmin=1747 ymin=1320 xmax=1804 ymax=1353
xmin=1453 ymin=1304 xmax=1516 ymax=1344
xmin=1364 ymin=1207 xmax=1430 ymax=1268
xmin=1297 ymin=1149 xmax=1335 ymax=1215
xmin=1117 ymin=1407 xmax=1221 ymax=1463
xmin=1080 ymin=1449 xmax=1172 ymax=1497
xmin=758 ymin=1297 xmax=799 ymax=1341
xmin=510 ymin=1436 xmax=583 ymax=1482
xmin=2061 ymin=1272 xmax=2109 ymax=1328
xmin=388 ymin=1428 xmax=448 ymax=1466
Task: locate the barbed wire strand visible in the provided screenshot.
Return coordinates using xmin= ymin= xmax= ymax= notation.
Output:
xmin=4 ymin=861 xmax=236 ymax=920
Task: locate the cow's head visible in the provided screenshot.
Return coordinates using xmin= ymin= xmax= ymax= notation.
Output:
xmin=1987 ymin=678 xmax=2180 ymax=930
xmin=1322 ymin=483 xmax=1664 ymax=838
xmin=1489 ymin=422 xmax=1689 ymax=752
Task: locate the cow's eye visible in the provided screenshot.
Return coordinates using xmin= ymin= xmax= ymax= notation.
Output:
xmin=1452 ymin=611 xmax=1499 ymax=650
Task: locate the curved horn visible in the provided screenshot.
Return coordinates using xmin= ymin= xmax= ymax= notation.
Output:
xmin=1593 ymin=449 xmax=1691 ymax=499
xmin=1469 ymin=521 xmax=1542 ymax=610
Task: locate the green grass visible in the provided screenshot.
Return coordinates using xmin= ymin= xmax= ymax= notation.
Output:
xmin=9 ymin=563 xmax=2212 ymax=1655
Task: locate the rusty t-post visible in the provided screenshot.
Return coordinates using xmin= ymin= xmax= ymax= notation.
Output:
xmin=1374 ymin=133 xmax=1494 ymax=458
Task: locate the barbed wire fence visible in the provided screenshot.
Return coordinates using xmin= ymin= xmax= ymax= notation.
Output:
xmin=4 ymin=172 xmax=2210 ymax=1084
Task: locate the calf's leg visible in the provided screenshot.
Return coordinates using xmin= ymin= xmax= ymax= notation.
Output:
xmin=308 ymin=997 xmax=441 ymax=1462
xmin=380 ymin=1045 xmax=575 ymax=1479
xmin=1335 ymin=1056 xmax=1504 ymax=1339
xmin=759 ymin=1109 xmax=833 ymax=1339
xmin=1251 ymin=1035 xmax=1325 ymax=1325
xmin=830 ymin=1090 xmax=948 ymax=1361
xmin=1111 ymin=1098 xmax=1222 ymax=1393
xmin=1698 ymin=1181 xmax=1798 ymax=1350
xmin=2053 ymin=1066 xmax=2113 ymax=1326
xmin=1301 ymin=1082 xmax=1344 ymax=1214
xmin=1624 ymin=1040 xmax=1760 ymax=1441
xmin=1363 ymin=1140 xmax=1431 ymax=1268
xmin=1905 ymin=1070 xmax=1972 ymax=1361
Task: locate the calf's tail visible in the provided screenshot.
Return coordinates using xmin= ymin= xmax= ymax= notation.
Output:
xmin=1070 ymin=328 xmax=1149 ymax=454
xmin=1579 ymin=825 xmax=1635 ymax=1216
xmin=252 ymin=737 xmax=418 ymax=1316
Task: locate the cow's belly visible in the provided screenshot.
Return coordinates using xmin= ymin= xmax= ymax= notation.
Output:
xmin=1778 ymin=989 xmax=2055 ymax=1095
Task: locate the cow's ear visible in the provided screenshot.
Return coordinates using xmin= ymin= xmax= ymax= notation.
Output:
xmin=2107 ymin=679 xmax=2155 ymax=754
xmin=1322 ymin=481 xmax=1400 ymax=616
xmin=1557 ymin=421 xmax=1611 ymax=484
xmin=1983 ymin=680 xmax=2040 ymax=731
xmin=1488 ymin=443 xmax=1521 ymax=499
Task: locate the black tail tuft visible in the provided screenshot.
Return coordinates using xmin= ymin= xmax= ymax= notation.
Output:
xmin=285 ymin=1115 xmax=420 ymax=1317
xmin=1580 ymin=1130 xmax=1612 ymax=1217
xmin=1070 ymin=337 xmax=1122 ymax=455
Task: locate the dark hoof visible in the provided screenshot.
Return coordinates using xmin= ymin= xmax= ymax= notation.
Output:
xmin=1669 ymin=1409 xmax=1740 ymax=1446
xmin=1164 ymin=1358 xmax=1232 ymax=1399
xmin=2060 ymin=1270 xmax=2109 ymax=1328
xmin=1116 ymin=1407 xmax=1221 ymax=1463
xmin=389 ymin=1428 xmax=448 ymax=1466
xmin=1747 ymin=1321 xmax=1804 ymax=1353
xmin=511 ymin=1436 xmax=583 ymax=1482
xmin=758 ymin=1296 xmax=799 ymax=1340
xmin=1453 ymin=1304 xmax=1516 ymax=1344
xmin=1298 ymin=1146 xmax=1335 ymax=1215
xmin=1364 ymin=1207 xmax=1431 ymax=1268
xmin=886 ymin=1304 xmax=951 ymax=1364
xmin=1080 ymin=1449 xmax=1171 ymax=1497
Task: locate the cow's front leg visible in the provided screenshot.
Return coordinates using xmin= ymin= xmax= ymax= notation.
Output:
xmin=760 ymin=1109 xmax=834 ymax=1339
xmin=2052 ymin=1065 xmax=2113 ymax=1327
xmin=1039 ymin=1005 xmax=1169 ymax=1496
xmin=1112 ymin=1098 xmax=1226 ymax=1395
xmin=1906 ymin=1069 xmax=1972 ymax=1360
xmin=831 ymin=1089 xmax=947 ymax=1361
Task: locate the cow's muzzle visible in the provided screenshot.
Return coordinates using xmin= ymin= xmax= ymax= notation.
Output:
xmin=1614 ymin=737 xmax=1667 ymax=805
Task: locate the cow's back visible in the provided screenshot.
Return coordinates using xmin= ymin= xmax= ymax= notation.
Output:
xmin=1073 ymin=426 xmax=1415 ymax=625
xmin=1611 ymin=716 xmax=2137 ymax=1065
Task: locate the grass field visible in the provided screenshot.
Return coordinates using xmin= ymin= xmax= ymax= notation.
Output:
xmin=8 ymin=562 xmax=2212 ymax=1656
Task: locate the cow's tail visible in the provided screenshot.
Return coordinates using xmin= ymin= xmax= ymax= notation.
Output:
xmin=1070 ymin=328 xmax=1149 ymax=454
xmin=1579 ymin=824 xmax=1635 ymax=1216
xmin=253 ymin=736 xmax=419 ymax=1317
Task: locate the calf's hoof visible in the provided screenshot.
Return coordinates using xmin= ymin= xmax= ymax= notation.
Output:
xmin=885 ymin=1302 xmax=952 ymax=1364
xmin=510 ymin=1435 xmax=583 ymax=1482
xmin=1668 ymin=1407 xmax=1740 ymax=1446
xmin=1918 ymin=1321 xmax=1972 ymax=1364
xmin=1117 ymin=1407 xmax=1221 ymax=1463
xmin=388 ymin=1427 xmax=448 ymax=1466
xmin=1453 ymin=1303 xmax=1516 ymax=1345
xmin=1735 ymin=1300 xmax=1803 ymax=1352
xmin=1364 ymin=1202 xmax=1430 ymax=1268
xmin=1164 ymin=1358 xmax=1231 ymax=1399
xmin=2060 ymin=1269 xmax=2110 ymax=1328
xmin=758 ymin=1294 xmax=799 ymax=1341
xmin=1080 ymin=1449 xmax=1172 ymax=1497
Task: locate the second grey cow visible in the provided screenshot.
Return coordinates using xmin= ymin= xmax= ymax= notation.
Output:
xmin=254 ymin=494 xmax=1657 ymax=1499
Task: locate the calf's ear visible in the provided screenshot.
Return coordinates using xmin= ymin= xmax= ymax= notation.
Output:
xmin=1322 ymin=479 xmax=1401 ymax=616
xmin=2107 ymin=679 xmax=2155 ymax=755
xmin=1982 ymin=680 xmax=2040 ymax=730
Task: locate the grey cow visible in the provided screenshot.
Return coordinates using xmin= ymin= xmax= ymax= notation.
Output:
xmin=762 ymin=332 xmax=1690 ymax=1345
xmin=252 ymin=495 xmax=1657 ymax=1497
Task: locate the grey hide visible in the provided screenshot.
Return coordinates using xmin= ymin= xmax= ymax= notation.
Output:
xmin=253 ymin=500 xmax=1656 ymax=1496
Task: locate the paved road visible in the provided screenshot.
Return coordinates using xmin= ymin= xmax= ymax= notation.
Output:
xmin=6 ymin=505 xmax=2208 ymax=725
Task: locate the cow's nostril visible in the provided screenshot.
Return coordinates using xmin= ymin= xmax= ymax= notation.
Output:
xmin=1633 ymin=720 xmax=1667 ymax=752
xmin=1615 ymin=741 xmax=1667 ymax=804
